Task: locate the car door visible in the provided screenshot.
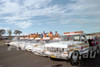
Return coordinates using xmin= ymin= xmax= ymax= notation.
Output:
xmin=80 ymin=34 xmax=89 ymax=52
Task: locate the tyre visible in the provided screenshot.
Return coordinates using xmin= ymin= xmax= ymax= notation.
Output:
xmin=19 ymin=47 xmax=21 ymax=49
xmin=70 ymin=51 xmax=80 ymax=66
xmin=7 ymin=44 xmax=10 ymax=46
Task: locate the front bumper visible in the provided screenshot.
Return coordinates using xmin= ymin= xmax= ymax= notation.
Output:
xmin=32 ymin=49 xmax=46 ymax=56
xmin=25 ymin=46 xmax=32 ymax=51
xmin=44 ymin=52 xmax=69 ymax=60
xmin=50 ymin=55 xmax=69 ymax=60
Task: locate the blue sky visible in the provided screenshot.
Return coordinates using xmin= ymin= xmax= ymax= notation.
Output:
xmin=0 ymin=0 xmax=100 ymax=35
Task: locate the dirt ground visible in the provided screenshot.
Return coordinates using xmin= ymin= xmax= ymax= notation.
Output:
xmin=0 ymin=40 xmax=100 ymax=67
xmin=0 ymin=40 xmax=6 ymax=46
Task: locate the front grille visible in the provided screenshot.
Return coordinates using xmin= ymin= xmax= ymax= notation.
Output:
xmin=46 ymin=47 xmax=64 ymax=53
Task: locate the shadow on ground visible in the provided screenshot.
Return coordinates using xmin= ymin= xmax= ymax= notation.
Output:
xmin=78 ymin=55 xmax=100 ymax=67
xmin=50 ymin=55 xmax=100 ymax=67
xmin=51 ymin=64 xmax=63 ymax=67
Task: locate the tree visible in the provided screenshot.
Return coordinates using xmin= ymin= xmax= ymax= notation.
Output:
xmin=14 ymin=30 xmax=19 ymax=36
xmin=0 ymin=29 xmax=6 ymax=36
xmin=14 ymin=30 xmax=22 ymax=36
xmin=18 ymin=31 xmax=22 ymax=35
xmin=7 ymin=30 xmax=12 ymax=36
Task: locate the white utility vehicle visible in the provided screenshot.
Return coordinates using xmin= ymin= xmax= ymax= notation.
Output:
xmin=24 ymin=40 xmax=38 ymax=51
xmin=24 ymin=38 xmax=46 ymax=51
xmin=32 ymin=45 xmax=45 ymax=56
xmin=18 ymin=38 xmax=31 ymax=50
xmin=16 ymin=37 xmax=29 ymax=49
xmin=21 ymin=37 xmax=49 ymax=52
xmin=44 ymin=31 xmax=100 ymax=64
xmin=31 ymin=37 xmax=50 ymax=55
xmin=8 ymin=37 xmax=19 ymax=47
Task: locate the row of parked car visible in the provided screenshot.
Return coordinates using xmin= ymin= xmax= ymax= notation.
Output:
xmin=6 ymin=37 xmax=54 ymax=56
xmin=5 ymin=31 xmax=100 ymax=65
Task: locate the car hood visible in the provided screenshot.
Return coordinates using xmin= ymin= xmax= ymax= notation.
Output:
xmin=44 ymin=41 xmax=83 ymax=48
xmin=25 ymin=42 xmax=44 ymax=46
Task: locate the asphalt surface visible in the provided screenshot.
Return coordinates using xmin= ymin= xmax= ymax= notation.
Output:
xmin=0 ymin=45 xmax=100 ymax=67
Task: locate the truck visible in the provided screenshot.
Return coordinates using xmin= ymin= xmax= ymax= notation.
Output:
xmin=44 ymin=31 xmax=100 ymax=65
xmin=32 ymin=37 xmax=61 ymax=56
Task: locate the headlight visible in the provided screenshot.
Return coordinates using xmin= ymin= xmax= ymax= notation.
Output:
xmin=34 ymin=45 xmax=38 ymax=47
xmin=63 ymin=52 xmax=68 ymax=55
xmin=44 ymin=50 xmax=47 ymax=52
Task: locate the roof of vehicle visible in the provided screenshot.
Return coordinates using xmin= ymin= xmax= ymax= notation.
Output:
xmin=63 ymin=31 xmax=84 ymax=36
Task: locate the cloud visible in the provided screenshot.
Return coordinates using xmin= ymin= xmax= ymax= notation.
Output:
xmin=0 ymin=1 xmax=20 ymax=15
xmin=65 ymin=0 xmax=100 ymax=16
xmin=0 ymin=0 xmax=100 ymax=19
xmin=55 ymin=0 xmax=100 ymax=24
xmin=0 ymin=27 xmax=10 ymax=31
xmin=0 ymin=0 xmax=100 ymax=31
xmin=0 ymin=0 xmax=53 ymax=19
xmin=15 ymin=22 xmax=32 ymax=29
xmin=23 ymin=0 xmax=52 ymax=8
xmin=3 ymin=20 xmax=33 ymax=29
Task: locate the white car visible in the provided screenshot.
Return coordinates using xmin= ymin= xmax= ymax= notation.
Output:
xmin=9 ymin=41 xmax=18 ymax=46
xmin=18 ymin=39 xmax=29 ymax=50
xmin=44 ymin=31 xmax=90 ymax=64
xmin=32 ymin=40 xmax=58 ymax=56
xmin=32 ymin=45 xmax=45 ymax=56
xmin=44 ymin=41 xmax=84 ymax=59
xmin=8 ymin=37 xmax=19 ymax=47
xmin=25 ymin=37 xmax=50 ymax=52
xmin=25 ymin=40 xmax=39 ymax=51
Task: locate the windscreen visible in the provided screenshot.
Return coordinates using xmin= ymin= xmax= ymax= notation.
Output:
xmin=61 ymin=35 xmax=80 ymax=41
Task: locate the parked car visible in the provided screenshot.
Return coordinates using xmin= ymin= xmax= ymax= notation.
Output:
xmin=44 ymin=31 xmax=100 ymax=64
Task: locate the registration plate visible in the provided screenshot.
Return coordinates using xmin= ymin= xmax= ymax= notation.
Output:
xmin=51 ymin=55 xmax=56 ymax=58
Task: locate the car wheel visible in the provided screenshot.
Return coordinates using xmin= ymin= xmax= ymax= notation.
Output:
xmin=19 ymin=47 xmax=21 ymax=49
xmin=7 ymin=44 xmax=10 ymax=46
xmin=70 ymin=51 xmax=80 ymax=66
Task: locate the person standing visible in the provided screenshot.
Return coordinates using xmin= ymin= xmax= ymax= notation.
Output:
xmin=54 ymin=31 xmax=59 ymax=38
xmin=36 ymin=32 xmax=39 ymax=38
xmin=33 ymin=33 xmax=36 ymax=39
xmin=48 ymin=31 xmax=53 ymax=40
xmin=43 ymin=33 xmax=47 ymax=37
xmin=40 ymin=33 xmax=43 ymax=38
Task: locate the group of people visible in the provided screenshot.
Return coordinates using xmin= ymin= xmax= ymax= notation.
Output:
xmin=21 ymin=31 xmax=59 ymax=40
xmin=40 ymin=31 xmax=59 ymax=40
